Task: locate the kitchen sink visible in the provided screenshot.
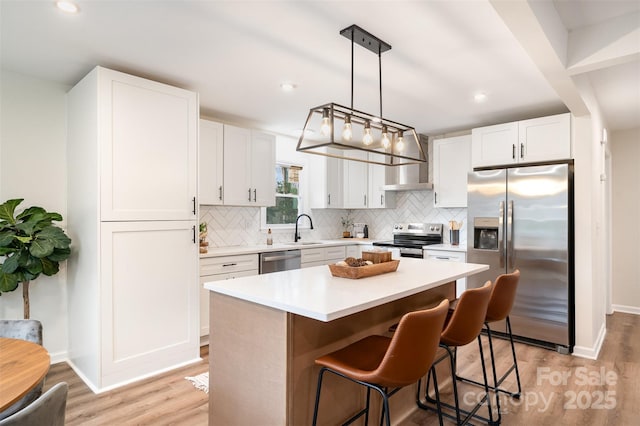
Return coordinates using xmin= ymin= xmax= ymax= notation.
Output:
xmin=286 ymin=241 xmax=323 ymax=246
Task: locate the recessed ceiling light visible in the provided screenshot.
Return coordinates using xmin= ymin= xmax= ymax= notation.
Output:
xmin=280 ymin=82 xmax=296 ymax=92
xmin=474 ymin=92 xmax=488 ymax=103
xmin=55 ymin=1 xmax=79 ymax=14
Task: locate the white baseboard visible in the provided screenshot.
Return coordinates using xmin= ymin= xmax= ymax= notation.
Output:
xmin=612 ymin=304 xmax=640 ymax=315
xmin=49 ymin=351 xmax=68 ymax=365
xmin=573 ymin=322 xmax=607 ymax=360
xmin=200 ymin=334 xmax=209 ymax=347
xmin=65 ymin=358 xmax=101 ymax=394
xmin=66 ymin=356 xmax=203 ymax=394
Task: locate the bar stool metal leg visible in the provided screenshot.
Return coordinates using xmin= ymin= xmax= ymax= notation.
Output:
xmin=456 ymin=316 xmax=522 ymax=399
xmin=419 ymin=342 xmax=500 ymax=425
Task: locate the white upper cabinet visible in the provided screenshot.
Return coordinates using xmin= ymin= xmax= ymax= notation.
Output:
xmin=433 ymin=135 xmax=471 ymax=208
xmin=199 ymin=119 xmax=224 ymax=205
xmin=343 ymin=150 xmax=368 ymax=208
xmin=518 ymin=113 xmax=571 ymax=163
xmin=368 ymin=152 xmax=395 ymax=209
xmin=250 ymin=131 xmax=276 ymax=206
xmin=222 ymin=125 xmax=275 ymax=207
xmin=309 ymin=149 xmax=396 ymax=209
xmin=471 ymin=122 xmax=518 ymax=168
xmin=99 ymin=68 xmax=198 ymax=221
xmin=223 ymin=124 xmax=252 ymax=206
xmin=472 ymin=113 xmax=570 ymax=168
xmin=309 ymin=148 xmax=344 ymax=209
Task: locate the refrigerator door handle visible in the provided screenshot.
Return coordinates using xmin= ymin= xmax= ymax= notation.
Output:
xmin=499 ymin=201 xmax=505 ymax=268
xmin=508 ymin=200 xmax=514 ymax=269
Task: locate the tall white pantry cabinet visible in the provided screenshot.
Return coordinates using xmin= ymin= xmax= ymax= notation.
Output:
xmin=66 ymin=66 xmax=200 ymax=392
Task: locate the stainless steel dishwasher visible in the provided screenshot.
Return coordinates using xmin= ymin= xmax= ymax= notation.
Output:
xmin=259 ymin=250 xmax=301 ymax=274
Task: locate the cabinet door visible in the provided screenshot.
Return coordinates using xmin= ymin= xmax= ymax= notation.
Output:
xmin=308 ymin=153 xmax=327 ymax=209
xmin=519 ymin=113 xmax=571 ymax=163
xmin=100 ymin=220 xmax=199 ymax=387
xmin=368 ymin=152 xmax=395 ymax=209
xmin=425 ymin=250 xmax=466 ymax=298
xmin=471 ymin=122 xmax=518 ymax=168
xmin=345 ymin=245 xmax=360 ymax=258
xmin=100 ymin=69 xmax=198 ymax=221
xmin=326 ymin=150 xmax=344 ymax=208
xmin=433 ymin=135 xmax=471 ymax=208
xmin=223 ymin=125 xmax=252 ymax=206
xmin=250 ymin=131 xmax=276 ymax=206
xmin=199 ymin=269 xmax=257 ymax=337
xmin=199 ymin=119 xmax=224 ymax=205
xmin=343 ymin=150 xmax=368 ymax=208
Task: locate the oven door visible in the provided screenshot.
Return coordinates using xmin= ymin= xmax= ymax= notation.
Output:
xmin=370 ymin=243 xmax=402 ymax=259
xmin=399 ymin=247 xmax=424 ymax=259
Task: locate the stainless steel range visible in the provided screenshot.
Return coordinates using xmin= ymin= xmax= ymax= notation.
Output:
xmin=373 ymin=223 xmax=443 ymax=258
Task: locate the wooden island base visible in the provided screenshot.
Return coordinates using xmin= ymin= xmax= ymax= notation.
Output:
xmin=209 ymin=281 xmax=455 ymax=425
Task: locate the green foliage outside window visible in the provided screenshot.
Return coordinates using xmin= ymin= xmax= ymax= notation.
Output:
xmin=267 ymin=165 xmax=301 ymax=225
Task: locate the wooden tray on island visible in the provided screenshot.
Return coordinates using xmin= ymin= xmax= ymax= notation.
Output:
xmin=328 ymin=259 xmax=400 ymax=279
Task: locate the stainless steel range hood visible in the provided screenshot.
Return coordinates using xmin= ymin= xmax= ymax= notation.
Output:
xmin=382 ymin=135 xmax=433 ymax=191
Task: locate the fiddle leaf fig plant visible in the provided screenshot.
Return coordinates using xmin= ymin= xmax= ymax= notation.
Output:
xmin=0 ymin=199 xmax=72 ymax=319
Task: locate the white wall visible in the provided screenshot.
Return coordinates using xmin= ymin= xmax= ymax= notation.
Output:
xmin=571 ymin=75 xmax=609 ymax=359
xmin=611 ymin=127 xmax=640 ymax=313
xmin=0 ymin=70 xmax=70 ymax=362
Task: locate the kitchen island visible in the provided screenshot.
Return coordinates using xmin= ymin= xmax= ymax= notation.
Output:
xmin=204 ymin=258 xmax=489 ymax=425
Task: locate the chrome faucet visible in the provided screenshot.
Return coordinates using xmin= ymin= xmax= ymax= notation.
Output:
xmin=294 ymin=214 xmax=314 ymax=242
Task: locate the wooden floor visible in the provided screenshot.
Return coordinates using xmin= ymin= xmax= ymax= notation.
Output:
xmin=44 ymin=313 xmax=639 ymax=425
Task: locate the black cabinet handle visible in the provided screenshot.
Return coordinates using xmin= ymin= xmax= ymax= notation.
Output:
xmin=381 ymin=194 xmax=384 ymax=206
xmin=512 ymin=144 xmax=516 ymax=159
xmin=248 ymin=188 xmax=252 ymax=202
xmin=434 ymin=192 xmax=438 ymax=205
xmin=520 ymin=143 xmax=524 ymax=159
xmin=222 ymin=263 xmax=237 ymax=267
xmin=253 ymin=189 xmax=257 ymax=202
xmin=219 ymin=186 xmax=223 ymax=201
xmin=364 ymin=194 xmax=367 ymax=206
xmin=192 ymin=225 xmax=196 ymax=243
xmin=192 ymin=197 xmax=196 ymax=215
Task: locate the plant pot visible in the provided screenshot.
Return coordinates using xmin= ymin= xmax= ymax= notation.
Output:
xmin=342 ymin=231 xmax=351 ymax=238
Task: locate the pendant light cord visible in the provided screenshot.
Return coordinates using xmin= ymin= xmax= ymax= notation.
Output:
xmin=379 ymin=46 xmax=383 ymax=118
xmin=350 ymin=31 xmax=354 ymax=110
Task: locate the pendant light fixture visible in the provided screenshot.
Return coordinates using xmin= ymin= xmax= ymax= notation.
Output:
xmin=297 ymin=24 xmax=426 ymax=166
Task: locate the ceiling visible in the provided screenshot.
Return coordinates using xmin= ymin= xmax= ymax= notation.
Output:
xmin=1 ymin=1 xmax=638 ymax=138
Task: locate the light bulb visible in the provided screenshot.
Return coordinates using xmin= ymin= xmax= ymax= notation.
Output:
xmin=396 ymin=131 xmax=405 ymax=152
xmin=342 ymin=115 xmax=352 ymax=141
xmin=320 ymin=109 xmax=331 ymax=136
xmin=363 ymin=120 xmax=373 ymax=145
xmin=381 ymin=126 xmax=391 ymax=149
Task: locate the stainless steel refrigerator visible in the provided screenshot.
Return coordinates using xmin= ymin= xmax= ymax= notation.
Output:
xmin=467 ymin=162 xmax=574 ymax=353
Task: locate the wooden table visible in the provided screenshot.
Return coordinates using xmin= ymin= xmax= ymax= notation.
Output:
xmin=0 ymin=337 xmax=50 ymax=412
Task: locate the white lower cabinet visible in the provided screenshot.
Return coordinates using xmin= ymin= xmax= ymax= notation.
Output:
xmin=99 ymin=221 xmax=199 ymax=388
xmin=345 ymin=245 xmax=360 ymax=258
xmin=301 ymin=246 xmax=347 ymax=268
xmin=199 ymin=254 xmax=259 ymax=337
xmin=424 ymin=249 xmax=467 ymax=298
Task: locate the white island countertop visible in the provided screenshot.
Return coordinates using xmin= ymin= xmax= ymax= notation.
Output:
xmin=204 ymin=258 xmax=488 ymax=322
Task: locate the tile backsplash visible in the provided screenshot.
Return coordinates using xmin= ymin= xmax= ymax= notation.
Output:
xmin=200 ymin=190 xmax=467 ymax=248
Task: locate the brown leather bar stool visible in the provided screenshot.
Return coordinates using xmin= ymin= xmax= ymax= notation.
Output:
xmin=312 ymin=299 xmax=450 ymax=426
xmin=456 ymin=270 xmax=522 ymax=406
xmin=417 ymin=281 xmax=498 ymax=426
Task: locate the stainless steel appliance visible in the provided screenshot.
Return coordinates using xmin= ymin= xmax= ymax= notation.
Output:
xmin=467 ymin=162 xmax=574 ymax=353
xmin=259 ymin=250 xmax=301 ymax=274
xmin=373 ymin=223 xmax=443 ymax=258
